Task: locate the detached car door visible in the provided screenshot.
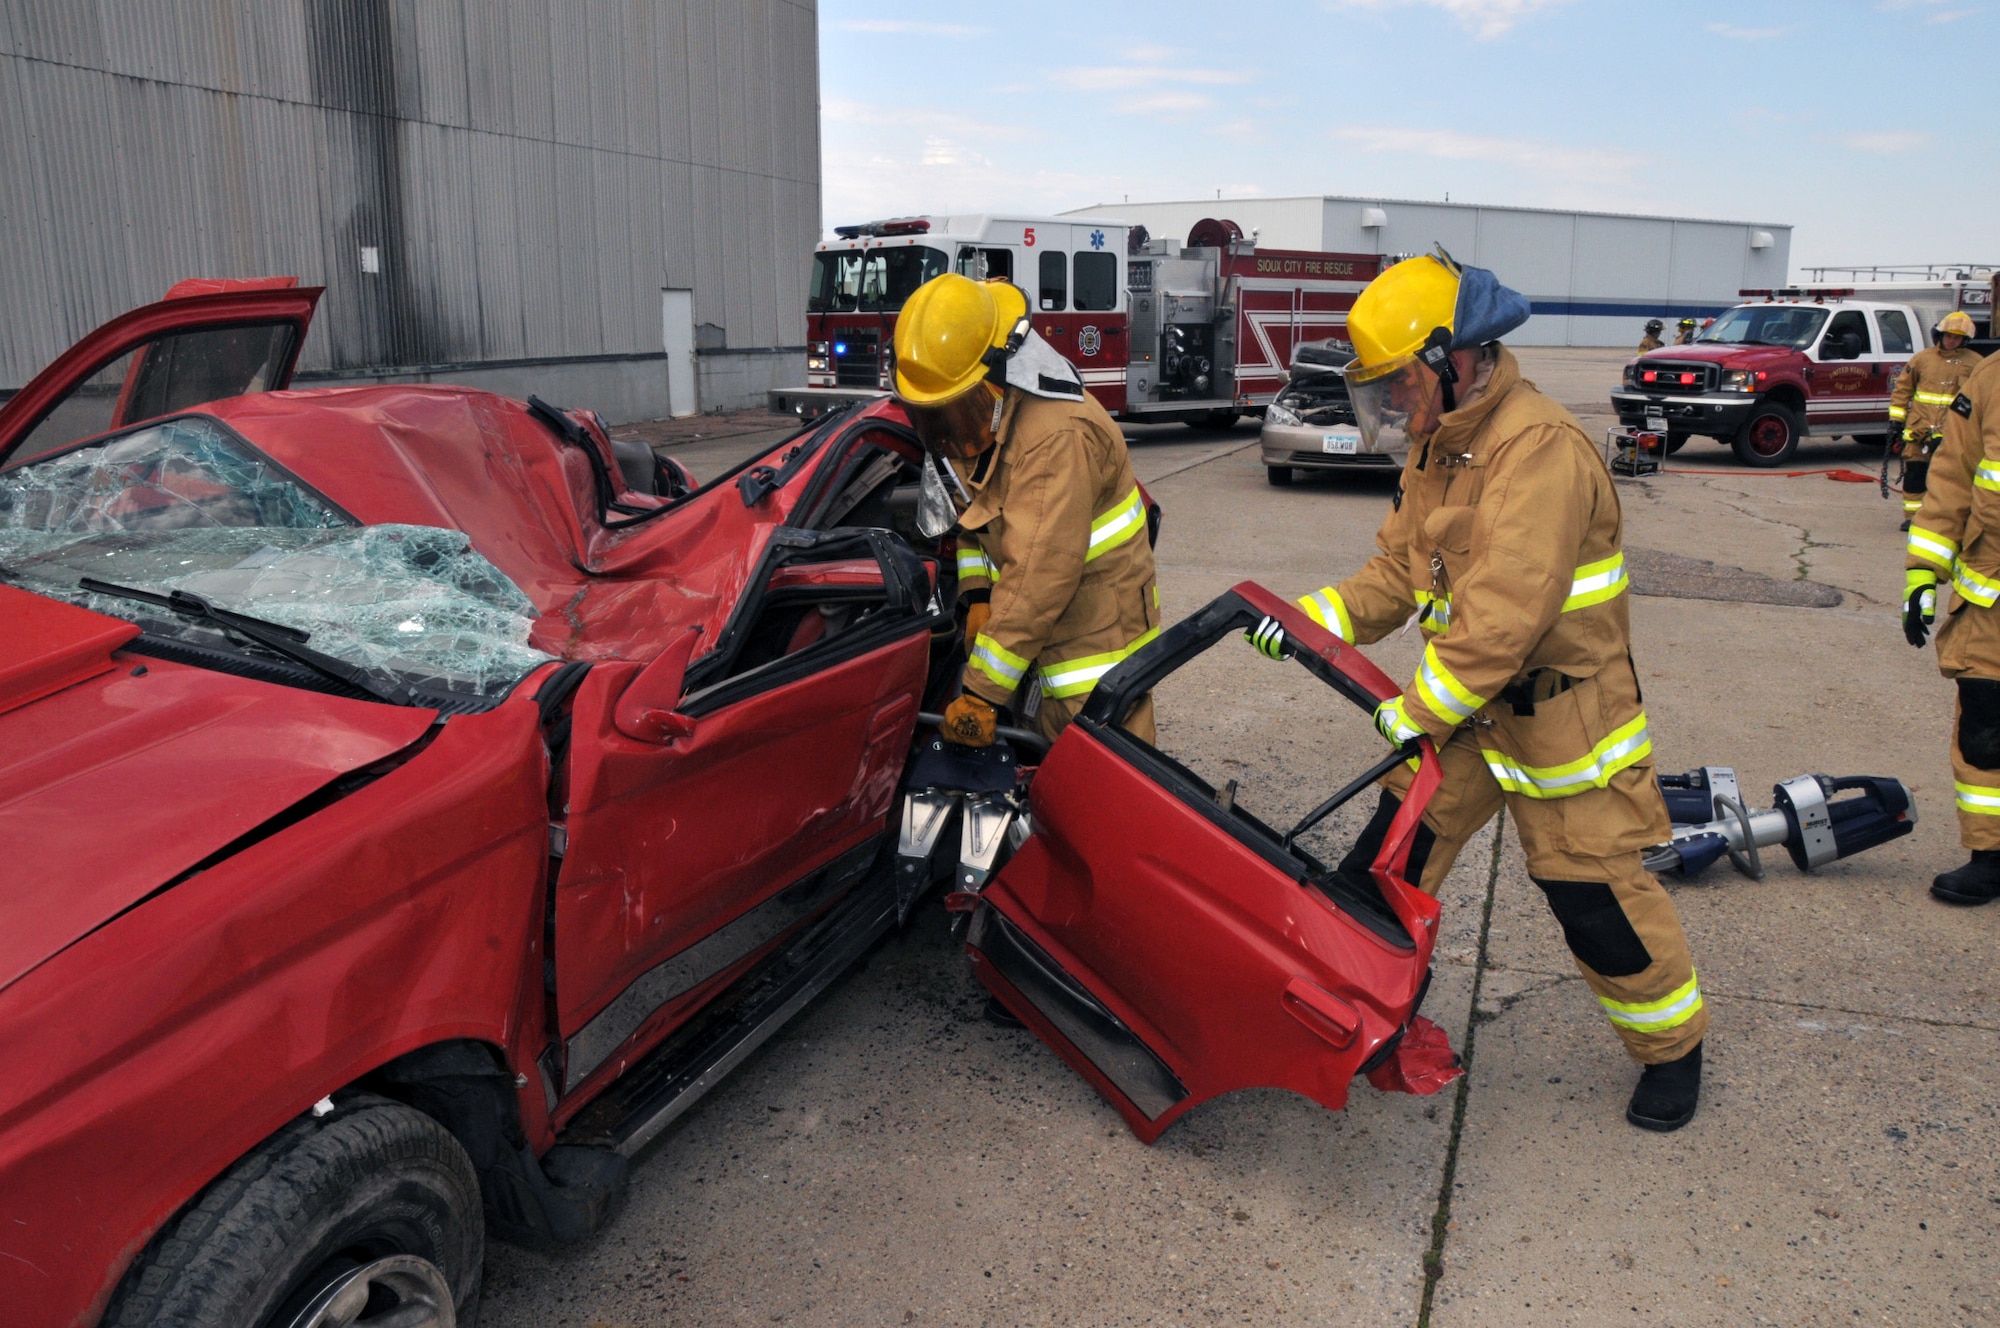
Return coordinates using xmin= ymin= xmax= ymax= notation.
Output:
xmin=0 ymin=280 xmax=319 ymax=467
xmin=967 ymin=583 xmax=1448 ymax=1143
xmin=550 ymin=527 xmax=937 ymax=1100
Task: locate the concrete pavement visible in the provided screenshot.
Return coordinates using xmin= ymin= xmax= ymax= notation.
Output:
xmin=491 ymin=353 xmax=1995 ymax=1326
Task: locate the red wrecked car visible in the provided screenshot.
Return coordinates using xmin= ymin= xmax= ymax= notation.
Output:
xmin=0 ymin=283 xmax=1453 ymax=1327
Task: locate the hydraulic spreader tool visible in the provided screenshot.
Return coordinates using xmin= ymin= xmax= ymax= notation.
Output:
xmin=1645 ymin=766 xmax=1916 ymax=880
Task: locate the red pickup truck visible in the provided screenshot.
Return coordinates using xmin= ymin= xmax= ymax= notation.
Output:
xmin=1611 ymin=292 xmax=1926 ymax=467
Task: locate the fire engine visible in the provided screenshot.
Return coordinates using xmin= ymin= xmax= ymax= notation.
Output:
xmin=768 ymin=215 xmax=1381 ymax=425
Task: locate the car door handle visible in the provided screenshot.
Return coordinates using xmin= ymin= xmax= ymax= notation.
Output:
xmin=1281 ymin=976 xmax=1360 ymax=1050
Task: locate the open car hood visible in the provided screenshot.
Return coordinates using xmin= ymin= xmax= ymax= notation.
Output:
xmin=0 ymin=590 xmax=435 ymax=991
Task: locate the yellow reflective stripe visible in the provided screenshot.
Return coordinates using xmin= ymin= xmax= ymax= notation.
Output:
xmin=1562 ymin=553 xmax=1629 ymax=611
xmin=1914 ymin=390 xmax=1958 ymax=406
xmin=1955 ymin=781 xmax=2000 ymax=815
xmin=1888 ymin=405 xmax=1908 ymax=420
xmin=956 ymin=546 xmax=997 ymax=582
xmin=1599 ymin=972 xmax=1703 ymax=1033
xmin=1903 ymin=497 xmax=1924 ymax=513
xmin=1412 ymin=642 xmax=1485 ymax=724
xmin=1481 ymin=713 xmax=1653 ymax=800
xmin=1975 ymin=463 xmax=2000 ymax=493
xmin=968 ymin=633 xmax=1030 ymax=689
xmin=1952 ymin=560 xmax=2000 ymax=607
xmin=1907 ymin=568 xmax=1938 ymax=595
xmin=1413 ymin=589 xmax=1451 ymax=633
xmin=1085 ymin=487 xmax=1146 ymax=562
xmin=1037 ymin=626 xmax=1160 ymax=698
xmin=1907 ymin=526 xmax=1957 ymax=572
xmin=1298 ymin=588 xmax=1355 ymax=643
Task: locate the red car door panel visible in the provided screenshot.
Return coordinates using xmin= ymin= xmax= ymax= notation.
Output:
xmin=969 ymin=583 xmax=1444 ymax=1143
xmin=553 ymin=529 xmax=935 ymax=1097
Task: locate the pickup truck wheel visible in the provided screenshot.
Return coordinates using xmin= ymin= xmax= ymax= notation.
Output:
xmin=1731 ymin=402 xmax=1800 ymax=467
xmin=1266 ymin=465 xmax=1294 ymax=487
xmin=1664 ymin=431 xmax=1689 ymax=455
xmin=104 ymin=1096 xmax=482 ymax=1328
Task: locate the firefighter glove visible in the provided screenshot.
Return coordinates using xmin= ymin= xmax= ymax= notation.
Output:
xmin=964 ymin=600 xmax=991 ymax=645
xmin=1905 ymin=569 xmax=1938 ymax=648
xmin=1888 ymin=427 xmax=1905 ymax=455
xmin=942 ymin=692 xmax=999 ymax=747
xmin=1373 ymin=696 xmax=1426 ymax=746
xmin=1245 ymin=614 xmax=1289 ymax=660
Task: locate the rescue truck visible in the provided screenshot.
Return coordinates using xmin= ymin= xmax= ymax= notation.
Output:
xmin=1611 ymin=287 xmax=1960 ymax=468
xmin=769 ymin=215 xmax=1381 ymax=425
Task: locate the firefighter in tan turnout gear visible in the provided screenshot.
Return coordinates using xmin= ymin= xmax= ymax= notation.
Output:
xmin=1889 ymin=311 xmax=1984 ymax=530
xmin=1904 ymin=351 xmax=2000 ymax=904
xmin=1251 ymin=251 xmax=1708 ymax=1130
xmin=892 ymin=273 xmax=1160 ymax=750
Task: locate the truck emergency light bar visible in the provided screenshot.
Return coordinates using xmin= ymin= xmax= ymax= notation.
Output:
xmin=832 ymin=217 xmax=933 ymax=239
xmin=1739 ymin=287 xmax=1855 ymax=301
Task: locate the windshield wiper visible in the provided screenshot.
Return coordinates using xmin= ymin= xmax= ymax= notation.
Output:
xmin=80 ymin=578 xmax=417 ymax=707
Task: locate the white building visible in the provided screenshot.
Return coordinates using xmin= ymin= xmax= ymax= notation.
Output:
xmin=1062 ymin=196 xmax=1792 ymax=349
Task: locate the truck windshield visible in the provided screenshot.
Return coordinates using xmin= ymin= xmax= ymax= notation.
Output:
xmin=809 ymin=246 xmax=948 ymax=312
xmin=1698 ymin=305 xmax=1828 ymax=350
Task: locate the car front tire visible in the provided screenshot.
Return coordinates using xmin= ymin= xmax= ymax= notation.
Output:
xmin=1730 ymin=401 xmax=1801 ymax=468
xmin=1266 ymin=465 xmax=1294 ymax=487
xmin=105 ymin=1095 xmax=483 ymax=1328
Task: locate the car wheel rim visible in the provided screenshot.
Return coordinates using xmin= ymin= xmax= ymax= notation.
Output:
xmin=1748 ymin=417 xmax=1789 ymax=456
xmin=283 ymin=1254 xmax=455 ymax=1328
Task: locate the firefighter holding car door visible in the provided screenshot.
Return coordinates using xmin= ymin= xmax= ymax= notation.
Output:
xmin=1904 ymin=352 xmax=2000 ymax=905
xmin=892 ymin=273 xmax=1161 ymax=748
xmin=1247 ymin=250 xmax=1708 ymax=1131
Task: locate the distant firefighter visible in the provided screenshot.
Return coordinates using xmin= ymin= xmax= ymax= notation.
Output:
xmin=1638 ymin=319 xmax=1664 ymax=353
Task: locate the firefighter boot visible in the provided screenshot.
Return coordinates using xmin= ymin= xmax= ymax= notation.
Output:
xmin=1626 ymin=1040 xmax=1702 ymax=1132
xmin=1930 ymin=850 xmax=2000 ymax=906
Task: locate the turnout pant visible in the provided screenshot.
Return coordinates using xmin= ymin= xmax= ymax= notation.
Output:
xmin=1936 ymin=597 xmax=2000 ymax=849
xmin=1030 ymin=689 xmax=1155 ymax=747
xmin=1904 ymin=458 xmax=1929 ymax=517
xmin=1374 ymin=674 xmax=1706 ymax=1065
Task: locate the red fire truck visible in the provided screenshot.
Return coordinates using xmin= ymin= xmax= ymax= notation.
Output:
xmin=769 ymin=215 xmax=1381 ymax=426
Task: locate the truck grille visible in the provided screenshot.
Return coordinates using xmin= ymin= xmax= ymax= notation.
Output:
xmin=833 ymin=330 xmax=881 ymax=388
xmin=1633 ymin=362 xmax=1715 ymax=393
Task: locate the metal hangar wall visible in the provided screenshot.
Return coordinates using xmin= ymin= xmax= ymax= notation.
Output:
xmin=0 ymin=0 xmax=821 ymax=419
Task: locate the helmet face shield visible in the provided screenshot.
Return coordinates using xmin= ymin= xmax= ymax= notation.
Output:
xmin=903 ymin=383 xmax=998 ymax=459
xmin=1343 ymin=356 xmax=1432 ymax=460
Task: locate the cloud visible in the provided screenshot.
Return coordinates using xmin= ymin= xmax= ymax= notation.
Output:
xmin=821 ymin=98 xmax=1031 ymax=141
xmin=1330 ymin=125 xmax=1639 ymax=180
xmin=1114 ymin=91 xmax=1215 ymax=115
xmin=1925 ymin=7 xmax=1975 ymax=20
xmin=834 ymin=19 xmax=988 ymax=37
xmin=1844 ymin=130 xmax=1930 ymax=153
xmin=1325 ymin=0 xmax=1572 ymax=39
xmin=1875 ymin=0 xmax=1977 ymax=14
xmin=1047 ymin=64 xmax=1256 ymax=92
xmin=1121 ymin=43 xmax=1182 ymax=62
xmin=1706 ymin=22 xmax=1788 ymax=39
xmin=1211 ymin=117 xmax=1265 ymax=145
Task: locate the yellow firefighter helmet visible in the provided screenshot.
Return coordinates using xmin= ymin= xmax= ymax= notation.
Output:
xmin=1940 ymin=310 xmax=1977 ymax=339
xmin=1343 ymin=255 xmax=1463 ymax=385
xmin=892 ymin=274 xmax=1029 ymax=405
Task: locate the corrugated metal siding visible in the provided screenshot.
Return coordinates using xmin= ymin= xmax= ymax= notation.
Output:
xmin=0 ymin=0 xmax=820 ymax=387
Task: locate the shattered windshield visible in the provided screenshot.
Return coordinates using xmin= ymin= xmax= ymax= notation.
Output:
xmin=0 ymin=415 xmax=554 ymax=699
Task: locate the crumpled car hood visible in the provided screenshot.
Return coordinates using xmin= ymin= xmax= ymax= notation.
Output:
xmin=0 ymin=648 xmax=435 ymax=991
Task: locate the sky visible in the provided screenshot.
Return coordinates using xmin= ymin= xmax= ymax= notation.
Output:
xmin=818 ymin=0 xmax=1998 ymax=277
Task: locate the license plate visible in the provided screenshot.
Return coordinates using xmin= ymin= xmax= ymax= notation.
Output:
xmin=1645 ymin=412 xmax=1667 ymax=431
xmin=1321 ymin=429 xmax=1360 ymax=455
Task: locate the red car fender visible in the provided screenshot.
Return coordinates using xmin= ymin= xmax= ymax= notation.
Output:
xmin=0 ymin=697 xmax=553 ymax=1327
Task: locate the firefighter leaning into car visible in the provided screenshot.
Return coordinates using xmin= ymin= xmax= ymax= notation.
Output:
xmin=891 ymin=273 xmax=1161 ymax=750
xmin=1888 ymin=311 xmax=1984 ymax=531
xmin=1247 ymin=250 xmax=1708 ymax=1131
xmin=1903 ymin=350 xmax=2000 ymax=905
xmin=1637 ymin=319 xmax=1665 ymax=354
xmin=1673 ymin=316 xmax=1698 ymax=346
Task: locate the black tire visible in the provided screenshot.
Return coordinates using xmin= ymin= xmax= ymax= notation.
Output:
xmin=1187 ymin=409 xmax=1240 ymax=430
xmin=1664 ymin=431 xmax=1689 ymax=455
xmin=1266 ymin=465 xmax=1294 ymax=487
xmin=105 ymin=1095 xmax=482 ymax=1328
xmin=1730 ymin=401 xmax=1801 ymax=468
